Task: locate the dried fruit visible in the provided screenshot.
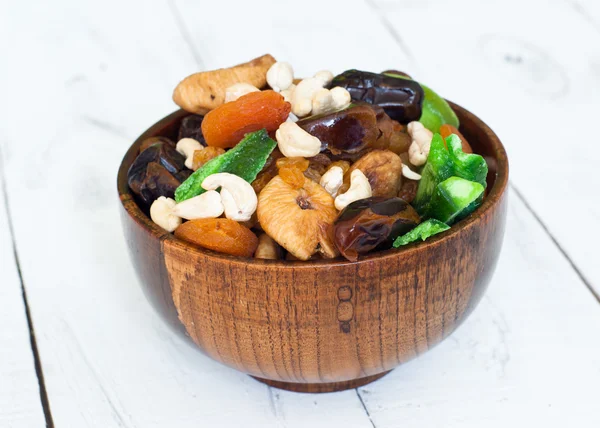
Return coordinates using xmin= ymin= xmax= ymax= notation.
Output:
xmin=440 ymin=124 xmax=472 ymax=154
xmin=276 ymin=157 xmax=310 ymax=171
xmin=279 ymin=166 xmax=306 ymax=189
xmin=398 ymin=179 xmax=418 ymax=203
xmin=343 ymin=150 xmax=403 ymax=198
xmin=331 ymin=70 xmax=424 ymax=123
xmin=134 ymin=162 xmax=182 ymax=207
xmin=175 ymin=129 xmax=277 ymax=202
xmin=376 ymin=113 xmax=411 ymax=154
xmin=173 ymin=54 xmax=276 ymax=114
xmin=178 ymin=114 xmax=206 ymax=145
xmin=201 ymin=90 xmax=291 ymax=148
xmin=303 ymin=154 xmax=332 ymax=182
xmin=257 ymin=176 xmax=338 ymax=260
xmin=251 ymin=149 xmax=284 ymax=194
xmin=252 ymin=169 xmax=277 ymax=195
xmin=139 ymin=136 xmax=175 ymax=153
xmin=175 ymin=218 xmax=258 ymax=258
xmin=333 ymin=197 xmax=420 ymax=261
xmin=297 ymin=104 xmax=379 ymax=154
xmin=329 ymin=160 xmax=351 ymax=175
xmin=128 ymin=142 xmax=191 ymax=206
xmin=191 ymin=147 xmax=226 ymax=171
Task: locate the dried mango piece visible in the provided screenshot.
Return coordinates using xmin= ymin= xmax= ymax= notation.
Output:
xmin=173 ymin=54 xmax=276 ymax=114
xmin=202 ymin=90 xmax=291 ymax=148
xmin=175 ymin=129 xmax=277 ymax=202
xmin=175 ymin=218 xmax=258 ymax=257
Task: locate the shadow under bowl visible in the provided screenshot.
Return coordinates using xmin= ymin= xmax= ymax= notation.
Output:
xmin=117 ymin=102 xmax=509 ymax=393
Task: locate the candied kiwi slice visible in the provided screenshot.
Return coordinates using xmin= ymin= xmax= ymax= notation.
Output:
xmin=175 ymin=129 xmax=277 ymax=202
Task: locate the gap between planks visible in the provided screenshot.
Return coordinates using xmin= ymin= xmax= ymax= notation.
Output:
xmin=0 ymin=146 xmax=55 ymax=428
xmin=509 ymin=183 xmax=600 ymax=304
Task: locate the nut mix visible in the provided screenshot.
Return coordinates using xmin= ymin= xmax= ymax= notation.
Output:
xmin=127 ymin=55 xmax=489 ymax=261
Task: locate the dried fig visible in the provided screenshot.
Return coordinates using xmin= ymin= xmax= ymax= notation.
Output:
xmin=257 ymin=175 xmax=338 ymax=260
xmin=173 ymin=54 xmax=276 ymax=114
xmin=341 ymin=150 xmax=403 ymax=198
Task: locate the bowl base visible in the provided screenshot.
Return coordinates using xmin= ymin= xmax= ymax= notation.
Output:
xmin=252 ymin=370 xmax=391 ymax=393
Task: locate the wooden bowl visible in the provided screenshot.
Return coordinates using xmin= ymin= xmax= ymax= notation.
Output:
xmin=117 ymin=103 xmax=508 ymax=393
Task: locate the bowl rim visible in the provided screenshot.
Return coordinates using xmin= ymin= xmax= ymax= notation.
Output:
xmin=117 ymin=101 xmax=509 ymax=269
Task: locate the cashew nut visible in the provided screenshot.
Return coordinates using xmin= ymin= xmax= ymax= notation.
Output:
xmin=225 ymin=83 xmax=259 ymax=102
xmin=312 ymin=86 xmax=352 ymax=115
xmin=275 ymin=121 xmax=322 ymax=158
xmin=150 ymin=197 xmax=181 ymax=232
xmin=312 ymin=88 xmax=335 ymax=115
xmin=176 ymin=138 xmax=204 ymax=169
xmin=319 ymin=166 xmax=344 ymax=197
xmin=172 ymin=190 xmax=224 ymax=220
xmin=286 ymin=112 xmax=299 ymax=123
xmin=266 ymin=62 xmax=294 ymax=92
xmin=254 ymin=233 xmax=281 ymax=260
xmin=407 ymin=121 xmax=433 ymax=166
xmin=280 ymin=83 xmax=296 ymax=103
xmin=330 ymin=86 xmax=351 ymax=110
xmin=334 ymin=169 xmax=372 ymax=211
xmin=402 ymin=164 xmax=422 ymax=180
xmin=291 ymin=77 xmax=325 ymax=117
xmin=201 ymin=173 xmax=257 ymax=221
xmin=314 ymin=70 xmax=334 ymax=86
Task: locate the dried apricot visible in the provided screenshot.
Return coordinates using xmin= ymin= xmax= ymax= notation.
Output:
xmin=440 ymin=124 xmax=472 ymax=154
xmin=279 ymin=167 xmax=306 ymax=189
xmin=201 ymin=90 xmax=291 ymax=148
xmin=191 ymin=147 xmax=226 ymax=171
xmin=175 ymin=218 xmax=258 ymax=257
xmin=276 ymin=157 xmax=309 ymax=171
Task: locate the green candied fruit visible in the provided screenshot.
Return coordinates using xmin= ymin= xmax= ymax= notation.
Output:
xmin=175 ymin=129 xmax=277 ymax=202
xmin=413 ymin=133 xmax=488 ymax=217
xmin=393 ymin=219 xmax=450 ymax=247
xmin=428 ymin=176 xmax=485 ymax=225
xmin=418 ymin=83 xmax=460 ymax=133
xmin=383 ymin=72 xmax=459 ymax=133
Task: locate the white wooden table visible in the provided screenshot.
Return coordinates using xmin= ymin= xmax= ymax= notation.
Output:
xmin=2 ymin=0 xmax=600 ymax=426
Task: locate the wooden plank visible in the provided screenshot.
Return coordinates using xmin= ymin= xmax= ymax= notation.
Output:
xmin=0 ymin=0 xmax=377 ymax=426
xmin=0 ymin=149 xmax=46 ymax=428
xmin=357 ymin=189 xmax=600 ymax=427
xmin=171 ymin=0 xmax=412 ymax=75
xmin=369 ymin=0 xmax=600 ymax=295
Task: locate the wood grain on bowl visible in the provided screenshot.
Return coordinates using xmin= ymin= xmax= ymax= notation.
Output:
xmin=117 ymin=103 xmax=508 ymax=393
